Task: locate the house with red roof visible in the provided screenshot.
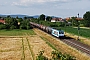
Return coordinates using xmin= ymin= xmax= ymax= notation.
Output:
xmin=0 ymin=19 xmax=5 ymax=24
xmin=51 ymin=18 xmax=64 ymax=22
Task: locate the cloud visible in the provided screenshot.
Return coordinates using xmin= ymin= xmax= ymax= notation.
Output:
xmin=18 ymin=0 xmax=64 ymax=3
xmin=12 ymin=0 xmax=88 ymax=10
xmin=12 ymin=0 xmax=69 ymax=7
xmin=0 ymin=2 xmax=8 ymax=7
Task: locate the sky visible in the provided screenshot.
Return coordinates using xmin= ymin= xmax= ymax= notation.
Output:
xmin=0 ymin=0 xmax=90 ymax=18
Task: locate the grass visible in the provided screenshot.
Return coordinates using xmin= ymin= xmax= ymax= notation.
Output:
xmin=40 ymin=36 xmax=57 ymax=51
xmin=22 ymin=38 xmax=25 ymax=60
xmin=0 ymin=29 xmax=36 ymax=36
xmin=54 ymin=27 xmax=90 ymax=39
xmin=26 ymin=38 xmax=35 ymax=60
xmin=34 ymin=28 xmax=90 ymax=60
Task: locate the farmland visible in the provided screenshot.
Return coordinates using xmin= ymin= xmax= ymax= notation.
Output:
xmin=0 ymin=29 xmax=54 ymax=60
xmin=0 ymin=29 xmax=90 ymax=60
xmin=0 ymin=29 xmax=35 ymax=36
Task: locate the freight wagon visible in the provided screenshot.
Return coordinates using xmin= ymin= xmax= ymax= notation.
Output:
xmin=30 ymin=22 xmax=64 ymax=37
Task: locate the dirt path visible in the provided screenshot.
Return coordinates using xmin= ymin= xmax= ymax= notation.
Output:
xmin=33 ymin=28 xmax=90 ymax=60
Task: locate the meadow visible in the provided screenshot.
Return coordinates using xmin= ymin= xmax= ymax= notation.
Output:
xmin=55 ymin=27 xmax=90 ymax=39
xmin=0 ymin=29 xmax=36 ymax=36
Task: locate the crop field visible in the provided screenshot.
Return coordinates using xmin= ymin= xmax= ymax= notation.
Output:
xmin=0 ymin=29 xmax=54 ymax=60
xmin=0 ymin=29 xmax=90 ymax=60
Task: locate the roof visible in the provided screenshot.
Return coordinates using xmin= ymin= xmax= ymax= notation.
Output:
xmin=76 ymin=18 xmax=83 ymax=20
xmin=0 ymin=19 xmax=5 ymax=24
xmin=51 ymin=18 xmax=63 ymax=22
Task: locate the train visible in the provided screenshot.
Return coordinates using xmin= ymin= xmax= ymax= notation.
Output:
xmin=30 ymin=22 xmax=65 ymax=37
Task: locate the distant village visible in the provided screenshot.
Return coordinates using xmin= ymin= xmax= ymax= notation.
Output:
xmin=0 ymin=16 xmax=83 ymax=24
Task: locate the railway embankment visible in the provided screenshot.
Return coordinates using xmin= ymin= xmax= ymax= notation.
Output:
xmin=65 ymin=32 xmax=90 ymax=46
xmin=33 ymin=28 xmax=90 ymax=60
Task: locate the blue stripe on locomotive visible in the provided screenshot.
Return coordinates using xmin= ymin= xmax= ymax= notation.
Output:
xmin=51 ymin=28 xmax=64 ymax=37
xmin=51 ymin=29 xmax=60 ymax=37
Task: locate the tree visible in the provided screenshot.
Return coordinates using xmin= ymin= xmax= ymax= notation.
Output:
xmin=16 ymin=16 xmax=19 ymax=19
xmin=5 ymin=17 xmax=18 ymax=29
xmin=39 ymin=14 xmax=45 ymax=20
xmin=0 ymin=24 xmax=6 ymax=29
xmin=20 ymin=20 xmax=32 ymax=29
xmin=24 ymin=16 xmax=27 ymax=20
xmin=17 ymin=18 xmax=23 ymax=22
xmin=0 ymin=16 xmax=2 ymax=19
xmin=83 ymin=11 xmax=90 ymax=27
xmin=7 ymin=15 xmax=11 ymax=18
xmin=68 ymin=17 xmax=78 ymax=26
xmin=46 ymin=16 xmax=52 ymax=21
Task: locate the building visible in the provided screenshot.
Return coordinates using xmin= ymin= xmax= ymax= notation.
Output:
xmin=51 ymin=18 xmax=64 ymax=22
xmin=0 ymin=19 xmax=5 ymax=24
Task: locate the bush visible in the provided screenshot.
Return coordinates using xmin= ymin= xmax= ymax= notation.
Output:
xmin=36 ymin=51 xmax=76 ymax=60
xmin=36 ymin=51 xmax=48 ymax=60
xmin=10 ymin=25 xmax=16 ymax=30
xmin=0 ymin=24 xmax=6 ymax=29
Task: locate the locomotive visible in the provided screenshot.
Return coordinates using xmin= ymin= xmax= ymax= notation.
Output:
xmin=30 ymin=22 xmax=64 ymax=37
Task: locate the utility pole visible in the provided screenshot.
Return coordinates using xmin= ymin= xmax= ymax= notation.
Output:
xmin=77 ymin=13 xmax=80 ymax=40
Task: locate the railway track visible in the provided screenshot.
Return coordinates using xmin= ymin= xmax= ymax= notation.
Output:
xmin=59 ymin=36 xmax=90 ymax=56
xmin=30 ymin=22 xmax=90 ymax=57
xmin=38 ymin=28 xmax=90 ymax=56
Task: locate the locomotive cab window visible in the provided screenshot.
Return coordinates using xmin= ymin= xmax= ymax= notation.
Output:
xmin=59 ymin=30 xmax=64 ymax=34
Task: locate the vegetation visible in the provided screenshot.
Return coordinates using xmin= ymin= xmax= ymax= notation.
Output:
xmin=36 ymin=51 xmax=48 ymax=60
xmin=36 ymin=50 xmax=76 ymax=60
xmin=67 ymin=17 xmax=79 ymax=26
xmin=38 ymin=36 xmax=76 ymax=60
xmin=0 ymin=23 xmax=6 ymax=29
xmin=83 ymin=11 xmax=90 ymax=27
xmin=39 ymin=14 xmax=45 ymax=20
xmin=20 ymin=20 xmax=32 ymax=29
xmin=30 ymin=11 xmax=90 ymax=39
xmin=0 ymin=29 xmax=35 ymax=36
xmin=0 ymin=15 xmax=32 ymax=30
xmin=46 ymin=16 xmax=52 ymax=21
xmin=26 ymin=38 xmax=35 ymax=60
xmin=5 ymin=16 xmax=18 ymax=29
xmin=21 ymin=38 xmax=25 ymax=60
xmin=0 ymin=11 xmax=90 ymax=30
xmin=54 ymin=27 xmax=90 ymax=38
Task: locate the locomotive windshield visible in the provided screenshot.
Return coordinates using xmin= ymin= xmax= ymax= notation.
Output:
xmin=59 ymin=30 xmax=64 ymax=34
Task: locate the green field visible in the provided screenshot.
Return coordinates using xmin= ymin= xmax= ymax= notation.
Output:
xmin=54 ymin=27 xmax=90 ymax=39
xmin=0 ymin=29 xmax=36 ymax=36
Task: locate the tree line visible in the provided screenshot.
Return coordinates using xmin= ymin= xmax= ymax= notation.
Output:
xmin=31 ymin=11 xmax=90 ymax=27
xmin=0 ymin=15 xmax=32 ymax=30
xmin=0 ymin=11 xmax=90 ymax=30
